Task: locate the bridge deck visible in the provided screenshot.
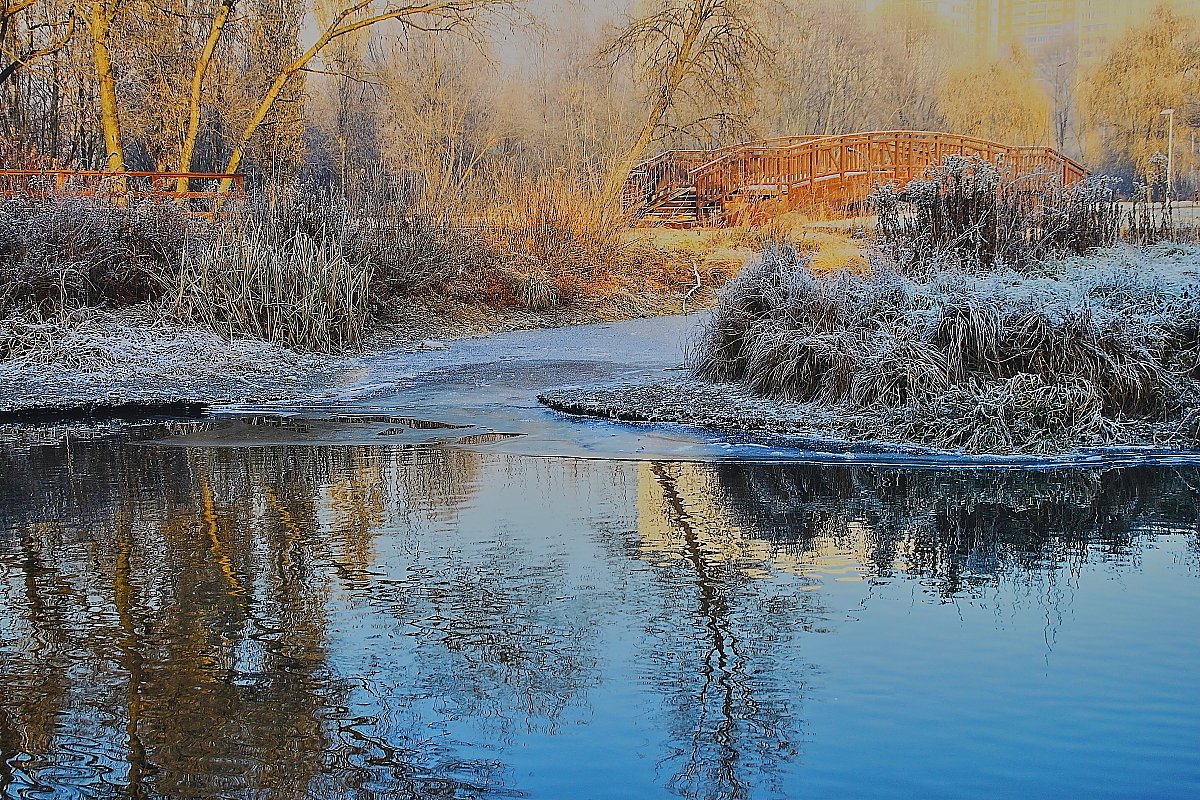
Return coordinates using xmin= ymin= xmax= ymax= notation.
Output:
xmin=623 ymin=131 xmax=1089 ymax=228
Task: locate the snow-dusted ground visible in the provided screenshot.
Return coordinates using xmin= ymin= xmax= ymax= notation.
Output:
xmin=0 ymin=308 xmax=338 ymax=413
xmin=0 ymin=292 xmax=699 ymax=416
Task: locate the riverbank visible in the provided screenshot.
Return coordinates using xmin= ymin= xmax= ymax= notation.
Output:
xmin=542 ymin=242 xmax=1200 ymax=457
xmin=0 ymin=308 xmax=333 ymax=415
xmin=537 ymin=377 xmax=1196 ymax=456
xmin=1 ymin=185 xmax=763 ymax=415
xmin=0 ymin=288 xmax=714 ymax=416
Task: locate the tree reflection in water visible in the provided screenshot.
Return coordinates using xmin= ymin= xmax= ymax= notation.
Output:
xmin=0 ymin=431 xmax=530 ymax=799
xmin=633 ymin=463 xmax=810 ymax=800
xmin=706 ymin=464 xmax=1200 ymax=597
xmin=2 ymin=429 xmax=1198 ymax=800
xmin=630 ymin=460 xmax=1200 ymax=799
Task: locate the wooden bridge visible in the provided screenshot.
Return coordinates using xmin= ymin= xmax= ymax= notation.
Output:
xmin=622 ymin=130 xmax=1089 ymax=227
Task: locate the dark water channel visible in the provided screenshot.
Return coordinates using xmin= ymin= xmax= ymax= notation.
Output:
xmin=2 ymin=317 xmax=1200 ymax=799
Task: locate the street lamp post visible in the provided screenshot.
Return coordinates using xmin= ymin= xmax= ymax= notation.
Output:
xmin=1162 ymin=108 xmax=1175 ymax=199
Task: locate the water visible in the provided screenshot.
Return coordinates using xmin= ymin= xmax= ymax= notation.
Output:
xmin=2 ymin=429 xmax=1198 ymax=799
xmin=4 ymin=315 xmax=1200 ymax=798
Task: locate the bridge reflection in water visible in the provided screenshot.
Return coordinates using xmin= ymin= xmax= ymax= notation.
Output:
xmin=0 ymin=429 xmax=1196 ymax=799
xmin=623 ymin=130 xmax=1090 ymax=226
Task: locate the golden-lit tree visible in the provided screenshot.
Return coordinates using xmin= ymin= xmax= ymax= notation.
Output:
xmin=220 ymin=0 xmax=516 ymax=187
xmin=372 ymin=31 xmax=507 ymax=207
xmin=599 ymin=0 xmax=770 ymax=202
xmin=77 ymin=0 xmax=124 ymax=169
xmin=4 ymin=0 xmax=515 ymax=177
xmin=936 ymin=46 xmax=1049 ymax=145
xmin=1082 ymin=3 xmax=1200 ymax=179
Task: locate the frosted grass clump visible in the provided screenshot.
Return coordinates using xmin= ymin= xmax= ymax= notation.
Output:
xmin=0 ymin=305 xmax=329 ymax=409
xmin=692 ymin=243 xmax=1200 ymax=454
xmin=870 ymin=155 xmax=1121 ymax=272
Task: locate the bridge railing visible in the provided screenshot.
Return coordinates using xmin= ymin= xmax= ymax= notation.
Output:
xmin=623 ymin=136 xmax=825 ymax=214
xmin=0 ymin=170 xmax=246 ymax=215
xmin=689 ymin=131 xmax=1089 ymax=216
xmin=623 ymin=150 xmax=714 ymax=212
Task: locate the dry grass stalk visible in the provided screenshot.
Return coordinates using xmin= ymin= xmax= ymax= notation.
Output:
xmin=870 ymin=155 xmax=1121 ymax=272
xmin=693 ymin=242 xmax=1200 ymax=453
xmin=1 ymin=179 xmax=710 ymax=352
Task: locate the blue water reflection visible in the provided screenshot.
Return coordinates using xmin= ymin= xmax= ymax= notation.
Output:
xmin=1 ymin=430 xmax=1198 ymax=799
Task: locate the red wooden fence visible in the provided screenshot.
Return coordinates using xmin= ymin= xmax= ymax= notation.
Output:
xmin=0 ymin=170 xmax=245 ymax=215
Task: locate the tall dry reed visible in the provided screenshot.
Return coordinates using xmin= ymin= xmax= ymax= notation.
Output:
xmin=1 ymin=178 xmax=692 ymax=352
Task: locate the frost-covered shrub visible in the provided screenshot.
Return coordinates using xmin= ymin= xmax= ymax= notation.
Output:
xmin=692 ymin=243 xmax=1200 ymax=453
xmin=0 ymin=195 xmax=195 ymax=314
xmin=870 ymin=155 xmax=1121 ymax=272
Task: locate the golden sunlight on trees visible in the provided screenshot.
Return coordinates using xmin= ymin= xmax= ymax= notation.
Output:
xmin=3 ymin=0 xmax=515 ymax=178
xmin=176 ymin=0 xmax=234 ymax=188
xmin=220 ymin=0 xmax=517 ymax=187
xmin=599 ymin=0 xmax=770 ymax=202
xmin=4 ymin=0 xmax=1197 ymax=194
xmin=936 ymin=47 xmax=1049 ymax=146
xmin=1083 ymin=3 xmax=1200 ymax=180
xmin=759 ymin=1 xmax=952 ymax=137
xmin=79 ymin=0 xmax=124 ymax=170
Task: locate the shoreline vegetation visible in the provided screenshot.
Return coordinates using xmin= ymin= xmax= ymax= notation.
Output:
xmin=0 ymin=183 xmax=748 ymax=414
xmin=543 ymin=160 xmax=1200 ymax=457
xmin=540 ymin=243 xmax=1200 ymax=456
xmin=6 ymin=157 xmax=1200 ymax=461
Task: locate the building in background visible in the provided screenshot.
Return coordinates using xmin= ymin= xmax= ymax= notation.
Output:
xmin=869 ymin=0 xmax=1200 ymax=66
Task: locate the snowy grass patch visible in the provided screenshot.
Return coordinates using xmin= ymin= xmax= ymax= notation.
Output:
xmin=691 ymin=243 xmax=1200 ymax=454
xmin=0 ymin=306 xmax=333 ymax=410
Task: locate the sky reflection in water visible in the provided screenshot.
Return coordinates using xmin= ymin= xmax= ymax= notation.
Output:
xmin=1 ymin=429 xmax=1199 ymax=799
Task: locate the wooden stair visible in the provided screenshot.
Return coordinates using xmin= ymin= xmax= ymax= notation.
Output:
xmin=635 ymin=187 xmax=700 ymax=227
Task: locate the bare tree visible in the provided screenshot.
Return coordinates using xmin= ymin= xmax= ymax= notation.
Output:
xmin=373 ymin=31 xmax=505 ymax=207
xmin=1035 ymin=35 xmax=1079 ymax=155
xmin=0 ymin=0 xmax=74 ymax=87
xmin=218 ymin=0 xmax=515 ymax=189
xmin=599 ymin=0 xmax=769 ymax=203
xmin=175 ymin=0 xmax=234 ymax=187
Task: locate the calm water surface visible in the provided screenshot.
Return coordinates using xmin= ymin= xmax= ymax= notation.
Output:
xmin=2 ymin=429 xmax=1199 ymax=799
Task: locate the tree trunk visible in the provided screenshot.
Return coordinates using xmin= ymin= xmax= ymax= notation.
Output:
xmin=177 ymin=0 xmax=234 ymax=192
xmin=220 ymin=1 xmax=509 ymax=192
xmin=86 ymin=1 xmax=124 ymax=172
xmin=599 ymin=0 xmax=709 ymax=208
xmin=601 ymin=95 xmax=670 ymax=208
xmin=220 ymin=63 xmax=300 ymax=190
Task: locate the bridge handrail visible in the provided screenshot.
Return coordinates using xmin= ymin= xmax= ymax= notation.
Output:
xmin=626 ymin=135 xmax=826 ymax=177
xmin=685 ymin=131 xmax=1088 ymax=210
xmin=687 ymin=131 xmax=1087 ymax=181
